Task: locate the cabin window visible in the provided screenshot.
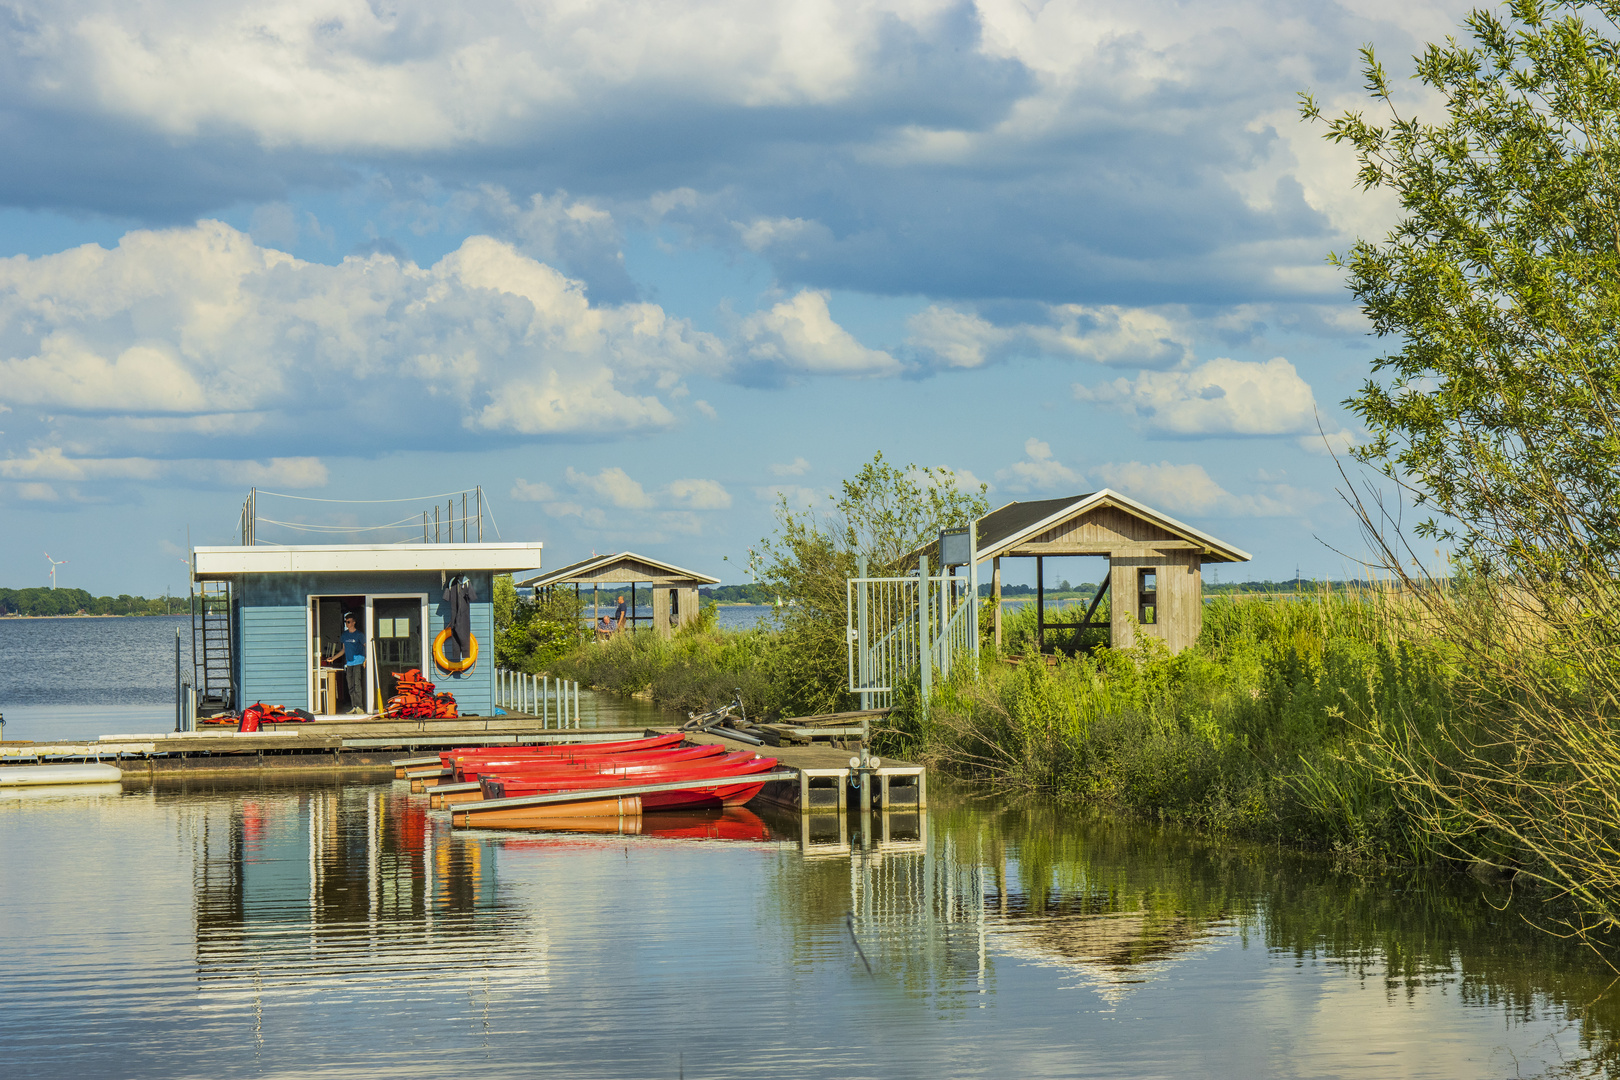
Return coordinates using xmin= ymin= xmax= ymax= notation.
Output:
xmin=1137 ymin=568 xmax=1158 ymax=625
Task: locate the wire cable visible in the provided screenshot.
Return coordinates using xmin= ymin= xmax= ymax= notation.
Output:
xmin=255 ymin=514 xmax=426 ymax=533
xmin=253 ymin=488 xmax=476 ymax=504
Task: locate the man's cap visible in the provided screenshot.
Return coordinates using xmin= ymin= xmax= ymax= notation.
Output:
xmin=343 ymin=611 xmax=357 ymax=620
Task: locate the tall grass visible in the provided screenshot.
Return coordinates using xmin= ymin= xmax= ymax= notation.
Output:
xmin=895 ymin=588 xmax=1457 ymax=861
xmin=549 ymin=588 xmax=1480 ymax=863
xmin=552 ymin=608 xmax=784 ymax=719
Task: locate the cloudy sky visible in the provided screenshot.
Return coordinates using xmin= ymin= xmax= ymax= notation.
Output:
xmin=0 ymin=0 xmax=1471 ymax=595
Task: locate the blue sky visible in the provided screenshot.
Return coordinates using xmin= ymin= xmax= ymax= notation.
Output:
xmin=0 ymin=0 xmax=1471 ymax=596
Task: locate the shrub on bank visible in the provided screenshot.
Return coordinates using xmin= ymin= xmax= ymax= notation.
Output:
xmin=546 ymin=587 xmax=1466 ymax=861
xmin=889 ymin=589 xmax=1456 ymax=861
xmin=552 ymin=609 xmax=782 ymax=719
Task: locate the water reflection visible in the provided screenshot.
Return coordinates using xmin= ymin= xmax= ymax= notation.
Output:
xmin=4 ymin=773 xmax=1616 ymax=1078
xmin=170 ymin=776 xmax=547 ymax=1011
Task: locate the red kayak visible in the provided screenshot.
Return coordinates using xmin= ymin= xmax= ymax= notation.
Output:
xmin=441 ymin=733 xmax=683 ymax=767
xmin=481 ymin=755 xmax=780 ymax=810
xmin=456 ymin=744 xmax=724 ymax=781
xmin=472 ymin=749 xmax=759 ymax=787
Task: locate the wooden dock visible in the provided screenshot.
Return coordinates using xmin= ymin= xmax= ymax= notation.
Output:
xmin=0 ymin=718 xmax=925 ymax=812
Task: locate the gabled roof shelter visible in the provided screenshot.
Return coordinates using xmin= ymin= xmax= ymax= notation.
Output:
xmin=976 ymin=489 xmax=1250 ymax=655
xmin=518 ymin=552 xmax=719 ymax=638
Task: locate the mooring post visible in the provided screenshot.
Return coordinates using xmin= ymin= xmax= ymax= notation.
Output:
xmin=174 ymin=627 xmax=182 ymax=733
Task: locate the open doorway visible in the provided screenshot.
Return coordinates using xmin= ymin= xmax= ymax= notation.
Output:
xmin=308 ymin=593 xmax=428 ymax=715
xmin=311 ymin=595 xmax=363 ymax=714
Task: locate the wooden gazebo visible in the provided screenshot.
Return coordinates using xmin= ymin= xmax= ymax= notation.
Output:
xmin=517 ymin=552 xmax=719 ymax=639
xmin=976 ymin=490 xmax=1250 ymax=654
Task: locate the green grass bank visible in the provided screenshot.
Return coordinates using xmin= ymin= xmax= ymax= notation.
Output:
xmin=543 ymin=590 xmax=1459 ymax=863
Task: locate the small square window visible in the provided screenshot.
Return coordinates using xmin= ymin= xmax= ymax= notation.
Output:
xmin=1137 ymin=568 xmax=1158 ymax=625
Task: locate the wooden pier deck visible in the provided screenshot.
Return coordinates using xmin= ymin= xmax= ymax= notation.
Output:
xmin=0 ymin=718 xmax=925 ymax=811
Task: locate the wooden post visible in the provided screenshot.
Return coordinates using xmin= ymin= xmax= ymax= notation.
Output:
xmin=992 ymin=557 xmax=1002 ymax=650
xmin=1036 ymin=555 xmax=1045 ymax=655
xmin=653 ymin=587 xmax=671 ymax=639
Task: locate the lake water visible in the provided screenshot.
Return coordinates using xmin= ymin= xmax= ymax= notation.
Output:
xmin=3 ymin=776 xmax=1615 ymax=1079
xmin=6 ymin=617 xmax=1619 ymax=1078
xmin=0 ymin=615 xmax=670 ymax=742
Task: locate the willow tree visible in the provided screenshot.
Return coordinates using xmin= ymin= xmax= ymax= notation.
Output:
xmin=1305 ymin=0 xmax=1620 ymax=940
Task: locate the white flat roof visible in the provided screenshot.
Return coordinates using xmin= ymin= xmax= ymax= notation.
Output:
xmin=193 ymin=543 xmax=543 ymax=580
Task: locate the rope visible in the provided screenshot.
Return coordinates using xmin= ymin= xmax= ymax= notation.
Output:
xmin=255 ymin=514 xmax=430 ymax=533
xmin=253 ymin=488 xmax=476 ymax=504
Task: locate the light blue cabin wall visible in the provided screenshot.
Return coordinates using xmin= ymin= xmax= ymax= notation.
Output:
xmin=232 ymin=570 xmax=495 ymax=715
xmin=239 ymin=604 xmax=308 ymax=708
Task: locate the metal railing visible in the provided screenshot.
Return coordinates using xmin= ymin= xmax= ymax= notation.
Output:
xmin=847 ymin=534 xmax=981 ymax=716
xmin=493 ymin=669 xmax=581 ymax=728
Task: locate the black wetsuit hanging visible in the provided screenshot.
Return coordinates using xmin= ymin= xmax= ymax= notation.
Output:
xmin=443 ymin=576 xmax=475 ymax=662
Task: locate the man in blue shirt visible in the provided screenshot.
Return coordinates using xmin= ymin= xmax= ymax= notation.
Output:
xmin=338 ymin=612 xmax=367 ymax=713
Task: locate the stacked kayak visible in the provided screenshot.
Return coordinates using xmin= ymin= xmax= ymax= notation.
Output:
xmin=412 ymin=734 xmax=789 ymax=828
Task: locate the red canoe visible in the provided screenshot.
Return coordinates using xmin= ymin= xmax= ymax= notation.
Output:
xmin=482 ymin=755 xmax=781 ymax=809
xmin=471 ymin=750 xmax=759 ymax=788
xmin=456 ymin=744 xmax=724 ymax=781
xmin=441 ymin=733 xmax=683 ymax=767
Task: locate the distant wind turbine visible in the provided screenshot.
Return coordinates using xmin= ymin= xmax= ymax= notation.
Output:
xmin=44 ymin=551 xmax=67 ymax=589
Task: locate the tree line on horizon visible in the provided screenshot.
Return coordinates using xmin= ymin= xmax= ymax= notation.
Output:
xmin=0 ymin=587 xmax=188 ymax=617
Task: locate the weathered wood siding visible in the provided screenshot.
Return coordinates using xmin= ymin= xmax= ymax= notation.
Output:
xmin=652 ymin=587 xmax=672 ymax=639
xmin=1012 ymin=503 xmax=1183 ymax=553
xmin=675 ymin=587 xmax=699 ymax=629
xmin=567 ymin=558 xmax=705 ymax=586
xmin=1108 ymin=550 xmax=1202 ymax=652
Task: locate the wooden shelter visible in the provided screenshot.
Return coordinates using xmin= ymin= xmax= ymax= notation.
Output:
xmin=517 ymin=552 xmax=719 ymax=639
xmin=976 ymin=490 xmax=1250 ymax=655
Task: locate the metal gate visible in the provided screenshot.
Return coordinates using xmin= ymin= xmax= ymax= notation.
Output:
xmin=847 ymin=525 xmax=979 ymax=713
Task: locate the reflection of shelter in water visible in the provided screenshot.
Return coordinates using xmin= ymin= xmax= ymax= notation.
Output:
xmin=846 ymin=833 xmax=995 ymax=998
xmin=837 ymin=827 xmax=1230 ymax=1004
xmin=191 ymin=786 xmax=547 ymax=1000
xmin=987 ymin=886 xmax=1229 ymax=1002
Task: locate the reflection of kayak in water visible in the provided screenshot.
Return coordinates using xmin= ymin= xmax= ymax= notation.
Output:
xmin=487 ymin=807 xmax=774 ymax=842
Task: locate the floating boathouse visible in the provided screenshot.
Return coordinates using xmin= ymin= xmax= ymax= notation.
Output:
xmin=190 ymin=542 xmax=544 ymax=717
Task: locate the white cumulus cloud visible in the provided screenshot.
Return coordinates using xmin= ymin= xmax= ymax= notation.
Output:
xmin=996 ymin=438 xmax=1082 ymax=493
xmin=1092 ymin=461 xmax=1292 ymax=517
xmin=908 ymin=303 xmax=1192 ymax=370
xmin=565 ymin=466 xmax=654 ymax=510
xmin=0 ymin=222 xmax=726 ymax=451
xmin=740 ymin=290 xmax=901 ymax=377
xmin=668 ymin=478 xmax=732 ymax=510
xmin=1076 ymin=356 xmax=1319 ymax=437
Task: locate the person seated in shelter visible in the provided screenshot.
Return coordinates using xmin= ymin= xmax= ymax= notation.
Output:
xmin=595 ymin=596 xmax=628 ymax=639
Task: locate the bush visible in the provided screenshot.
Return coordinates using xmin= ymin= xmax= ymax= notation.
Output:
xmin=904 ymin=589 xmax=1454 ymax=861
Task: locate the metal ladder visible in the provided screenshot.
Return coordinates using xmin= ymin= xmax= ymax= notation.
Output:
xmin=192 ymin=579 xmax=236 ymax=712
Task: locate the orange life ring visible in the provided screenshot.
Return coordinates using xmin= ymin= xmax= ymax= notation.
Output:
xmin=433 ymin=627 xmax=478 ymax=673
